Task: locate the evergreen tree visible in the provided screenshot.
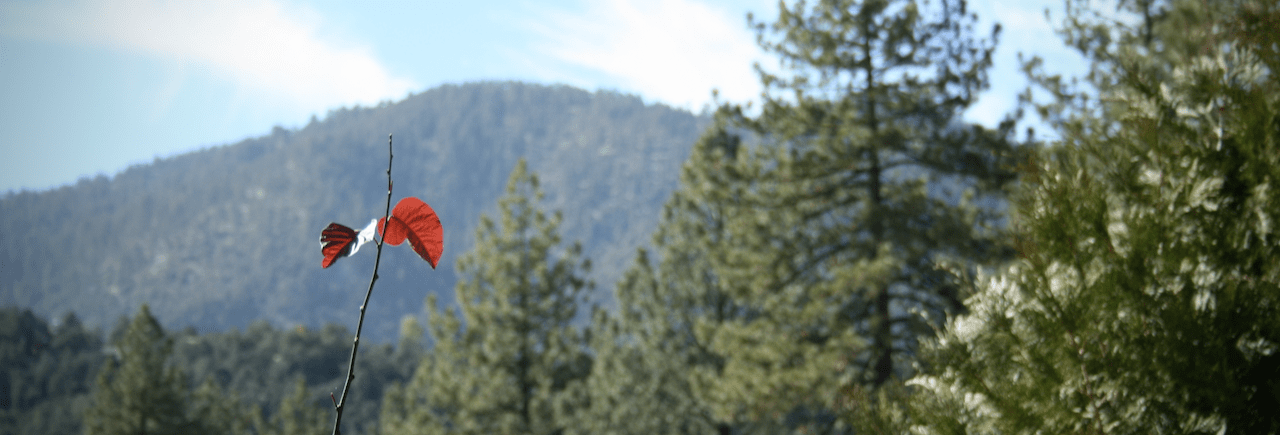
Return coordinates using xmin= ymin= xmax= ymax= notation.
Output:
xmin=910 ymin=0 xmax=1280 ymax=433
xmin=84 ymin=304 xmax=191 ymax=435
xmin=27 ymin=312 xmax=106 ymax=435
xmin=624 ymin=0 xmax=1021 ymax=429
xmin=0 ymin=309 xmax=108 ymax=434
xmin=0 ymin=308 xmax=51 ymax=434
xmin=575 ymin=246 xmax=728 ymax=435
xmin=380 ymin=159 xmax=592 ymax=435
xmin=394 ymin=315 xmax=425 ymax=371
xmin=582 ymin=126 xmax=788 ymax=434
xmin=187 ymin=377 xmax=254 ymax=435
xmin=250 ymin=377 xmax=329 ymax=435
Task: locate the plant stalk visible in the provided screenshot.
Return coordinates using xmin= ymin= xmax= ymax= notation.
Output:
xmin=331 ymin=134 xmax=394 ymax=435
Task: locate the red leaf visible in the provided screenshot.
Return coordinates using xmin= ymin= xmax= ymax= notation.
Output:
xmin=377 ymin=197 xmax=444 ymax=269
xmin=319 ymin=223 xmax=358 ymax=268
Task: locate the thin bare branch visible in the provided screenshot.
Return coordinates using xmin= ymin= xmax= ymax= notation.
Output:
xmin=331 ymin=134 xmax=394 ymax=435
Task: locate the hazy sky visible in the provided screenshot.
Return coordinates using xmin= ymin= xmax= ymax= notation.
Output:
xmin=0 ymin=0 xmax=1089 ymax=193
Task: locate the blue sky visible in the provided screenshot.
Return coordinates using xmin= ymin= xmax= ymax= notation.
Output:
xmin=0 ymin=0 xmax=1091 ymax=194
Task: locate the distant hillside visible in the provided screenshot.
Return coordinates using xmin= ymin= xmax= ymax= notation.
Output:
xmin=0 ymin=82 xmax=708 ymax=341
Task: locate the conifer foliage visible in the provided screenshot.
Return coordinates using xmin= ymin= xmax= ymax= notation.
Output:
xmin=576 ymin=127 xmax=751 ymax=435
xmin=83 ymin=304 xmax=194 ymax=435
xmin=632 ymin=0 xmax=1023 ymax=428
xmin=251 ymin=378 xmax=330 ymax=435
xmin=381 ymin=159 xmax=592 ymax=435
xmin=911 ymin=0 xmax=1280 ymax=433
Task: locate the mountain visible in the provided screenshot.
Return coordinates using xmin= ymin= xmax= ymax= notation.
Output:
xmin=0 ymin=82 xmax=709 ymax=341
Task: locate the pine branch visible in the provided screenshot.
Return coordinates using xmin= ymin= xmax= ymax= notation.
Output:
xmin=331 ymin=134 xmax=394 ymax=435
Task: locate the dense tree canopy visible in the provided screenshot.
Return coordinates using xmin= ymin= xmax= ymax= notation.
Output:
xmin=0 ymin=309 xmax=103 ymax=434
xmin=911 ymin=0 xmax=1280 ymax=433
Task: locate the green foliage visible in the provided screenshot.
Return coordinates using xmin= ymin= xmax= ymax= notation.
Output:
xmin=583 ymin=0 xmax=1024 ymax=431
xmin=587 ymin=0 xmax=1020 ymax=432
xmin=912 ymin=0 xmax=1280 ymax=433
xmin=170 ymin=319 xmax=415 ymax=435
xmin=0 ymin=309 xmax=104 ymax=434
xmin=381 ymin=159 xmax=593 ymax=435
xmin=580 ymin=126 xmax=788 ymax=434
xmin=574 ymin=249 xmax=726 ymax=435
xmin=84 ymin=304 xmax=191 ymax=434
xmin=187 ymin=377 xmax=255 ymax=435
xmin=1 ymin=304 xmax=419 ymax=435
xmin=250 ymin=377 xmax=330 ymax=435
xmin=1 ymin=304 xmax=423 ymax=435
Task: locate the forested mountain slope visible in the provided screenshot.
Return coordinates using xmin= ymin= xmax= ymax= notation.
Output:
xmin=0 ymin=82 xmax=707 ymax=340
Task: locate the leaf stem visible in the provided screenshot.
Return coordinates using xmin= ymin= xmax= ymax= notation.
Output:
xmin=331 ymin=134 xmax=394 ymax=435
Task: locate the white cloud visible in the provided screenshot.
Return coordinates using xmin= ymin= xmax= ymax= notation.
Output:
xmin=525 ymin=0 xmax=765 ymax=110
xmin=0 ymin=0 xmax=418 ymax=113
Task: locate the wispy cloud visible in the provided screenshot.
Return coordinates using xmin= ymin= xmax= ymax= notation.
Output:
xmin=523 ymin=0 xmax=766 ymax=111
xmin=0 ymin=0 xmax=418 ymax=113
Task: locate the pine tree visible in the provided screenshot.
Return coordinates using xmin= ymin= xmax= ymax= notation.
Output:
xmin=910 ymin=0 xmax=1280 ymax=433
xmin=84 ymin=304 xmax=191 ymax=435
xmin=582 ymin=125 xmax=804 ymax=434
xmin=575 ymin=249 xmax=725 ymax=435
xmin=646 ymin=0 xmax=1021 ymax=429
xmin=380 ymin=159 xmax=592 ymax=435
xmin=250 ymin=377 xmax=329 ymax=435
xmin=394 ymin=315 xmax=425 ymax=372
xmin=187 ymin=377 xmax=254 ymax=435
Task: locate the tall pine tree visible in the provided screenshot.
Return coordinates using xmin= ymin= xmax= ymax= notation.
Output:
xmin=83 ymin=304 xmax=191 ymax=435
xmin=596 ymin=0 xmax=1022 ymax=431
xmin=581 ymin=126 xmax=762 ymax=435
xmin=910 ymin=0 xmax=1280 ymax=433
xmin=624 ymin=0 xmax=1022 ymax=429
xmin=380 ymin=159 xmax=592 ymax=435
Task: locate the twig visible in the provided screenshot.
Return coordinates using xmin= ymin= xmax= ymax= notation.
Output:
xmin=331 ymin=134 xmax=394 ymax=435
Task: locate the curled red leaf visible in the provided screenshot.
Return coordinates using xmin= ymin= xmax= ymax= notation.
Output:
xmin=319 ymin=223 xmax=357 ymax=269
xmin=377 ymin=197 xmax=444 ymax=269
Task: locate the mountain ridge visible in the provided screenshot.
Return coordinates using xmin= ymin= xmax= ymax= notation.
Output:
xmin=0 ymin=81 xmax=709 ymax=341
